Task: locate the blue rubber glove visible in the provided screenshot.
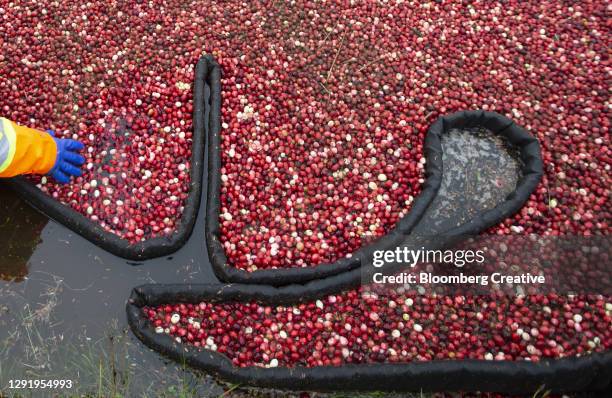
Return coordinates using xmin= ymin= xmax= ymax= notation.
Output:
xmin=47 ymin=130 xmax=86 ymax=184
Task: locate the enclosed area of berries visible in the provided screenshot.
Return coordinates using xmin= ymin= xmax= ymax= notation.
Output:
xmin=0 ymin=2 xmax=201 ymax=242
xmin=143 ymin=291 xmax=612 ymax=368
xmin=213 ymin=0 xmax=610 ymax=271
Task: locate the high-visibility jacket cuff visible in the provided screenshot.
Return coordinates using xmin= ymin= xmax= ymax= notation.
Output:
xmin=0 ymin=118 xmax=58 ymax=177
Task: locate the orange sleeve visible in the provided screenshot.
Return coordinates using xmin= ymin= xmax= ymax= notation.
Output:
xmin=0 ymin=119 xmax=57 ymax=177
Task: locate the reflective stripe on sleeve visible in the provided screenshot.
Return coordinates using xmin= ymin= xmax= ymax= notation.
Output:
xmin=0 ymin=118 xmax=17 ymax=173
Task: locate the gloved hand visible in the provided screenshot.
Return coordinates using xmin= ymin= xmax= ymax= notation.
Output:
xmin=46 ymin=130 xmax=86 ymax=184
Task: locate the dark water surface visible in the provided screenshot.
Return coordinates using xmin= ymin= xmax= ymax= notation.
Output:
xmin=0 ymin=181 xmax=229 ymax=397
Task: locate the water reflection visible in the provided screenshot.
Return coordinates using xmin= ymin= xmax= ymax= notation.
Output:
xmin=0 ymin=187 xmax=47 ymax=282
